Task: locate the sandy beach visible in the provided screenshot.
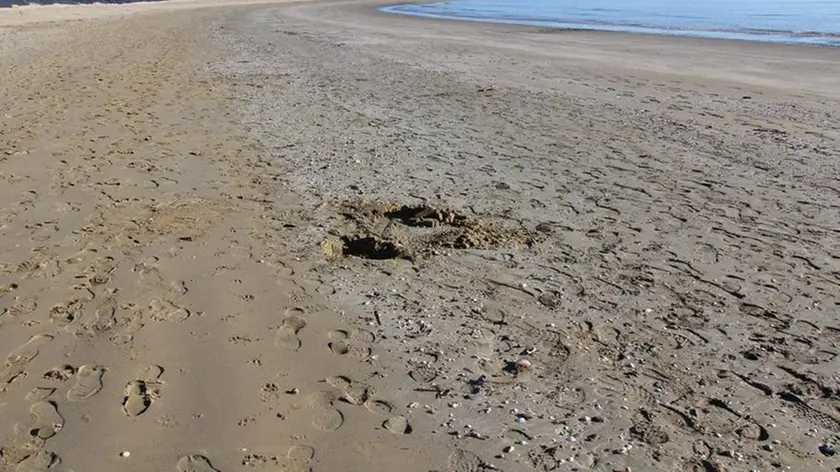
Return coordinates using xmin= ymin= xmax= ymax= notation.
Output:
xmin=1 ymin=1 xmax=840 ymax=471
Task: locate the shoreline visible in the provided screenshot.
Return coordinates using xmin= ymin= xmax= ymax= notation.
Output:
xmin=337 ymin=0 xmax=840 ymax=99
xmin=380 ymin=2 xmax=840 ymax=48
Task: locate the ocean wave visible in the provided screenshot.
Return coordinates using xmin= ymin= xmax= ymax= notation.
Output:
xmin=382 ymin=2 xmax=840 ymax=46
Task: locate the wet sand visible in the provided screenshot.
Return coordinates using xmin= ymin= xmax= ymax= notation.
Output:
xmin=2 ymin=1 xmax=840 ymax=471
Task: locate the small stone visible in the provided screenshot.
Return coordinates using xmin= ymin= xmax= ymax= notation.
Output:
xmin=515 ymin=417 xmax=526 ymax=424
xmin=120 ymin=451 xmax=131 ymax=458
xmin=287 ymin=388 xmax=299 ymax=395
xmin=820 ymin=443 xmax=836 ymax=457
xmin=503 ymin=445 xmax=515 ymax=453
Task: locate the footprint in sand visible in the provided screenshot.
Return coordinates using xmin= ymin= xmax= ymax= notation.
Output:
xmin=327 ymin=329 xmax=374 ymax=358
xmin=6 ymin=296 xmax=38 ymax=318
xmin=25 ymin=387 xmax=56 ymax=403
xmin=7 ymin=334 xmax=54 ymax=366
xmin=292 ymin=391 xmax=344 ymax=432
xmin=49 ymin=301 xmax=81 ymax=328
xmin=176 ymin=454 xmax=219 ymax=472
xmin=123 ymin=380 xmax=151 ymax=417
xmin=43 ymin=365 xmax=75 ymax=382
xmin=2 ymin=334 xmax=54 ymax=385
xmin=324 ymin=375 xmax=375 ymax=406
xmin=19 ymin=401 xmax=64 ymax=440
xmin=123 ymin=365 xmax=163 ymax=417
xmin=15 ymin=450 xmax=65 ymax=472
xmin=276 ymin=314 xmax=307 ymax=351
xmin=278 ymin=445 xmax=315 ymax=472
xmin=67 ymin=365 xmax=106 ymax=402
xmin=149 ymin=298 xmax=189 ymax=322
xmin=364 ymin=399 xmax=395 ymax=416
xmin=383 ymin=415 xmax=412 ymax=435
xmin=448 ymin=449 xmax=486 ymax=472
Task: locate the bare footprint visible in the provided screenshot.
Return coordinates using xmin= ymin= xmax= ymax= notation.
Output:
xmin=67 ymin=364 xmax=106 ymax=402
xmin=176 ymin=454 xmax=219 ymax=472
xmin=24 ymin=401 xmax=64 ymax=440
xmin=15 ymin=451 xmax=63 ymax=472
xmin=276 ymin=315 xmax=307 ymax=351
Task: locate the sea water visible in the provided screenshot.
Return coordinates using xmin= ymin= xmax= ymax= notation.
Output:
xmin=382 ymin=0 xmax=840 ymax=46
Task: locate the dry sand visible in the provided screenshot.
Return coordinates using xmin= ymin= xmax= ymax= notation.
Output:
xmin=1 ymin=1 xmax=840 ymax=471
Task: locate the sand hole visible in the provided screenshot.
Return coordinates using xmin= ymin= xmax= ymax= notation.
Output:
xmin=340 ymin=236 xmax=405 ymax=260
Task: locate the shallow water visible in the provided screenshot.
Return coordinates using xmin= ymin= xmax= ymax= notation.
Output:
xmin=383 ymin=0 xmax=840 ymax=46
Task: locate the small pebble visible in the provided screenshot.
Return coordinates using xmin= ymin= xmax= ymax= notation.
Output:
xmin=287 ymin=388 xmax=299 ymax=395
xmin=120 ymin=451 xmax=131 ymax=458
xmin=515 ymin=417 xmax=526 ymax=424
xmin=503 ymin=445 xmax=515 ymax=453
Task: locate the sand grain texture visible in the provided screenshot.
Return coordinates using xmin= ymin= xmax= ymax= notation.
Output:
xmin=1 ymin=0 xmax=840 ymax=471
